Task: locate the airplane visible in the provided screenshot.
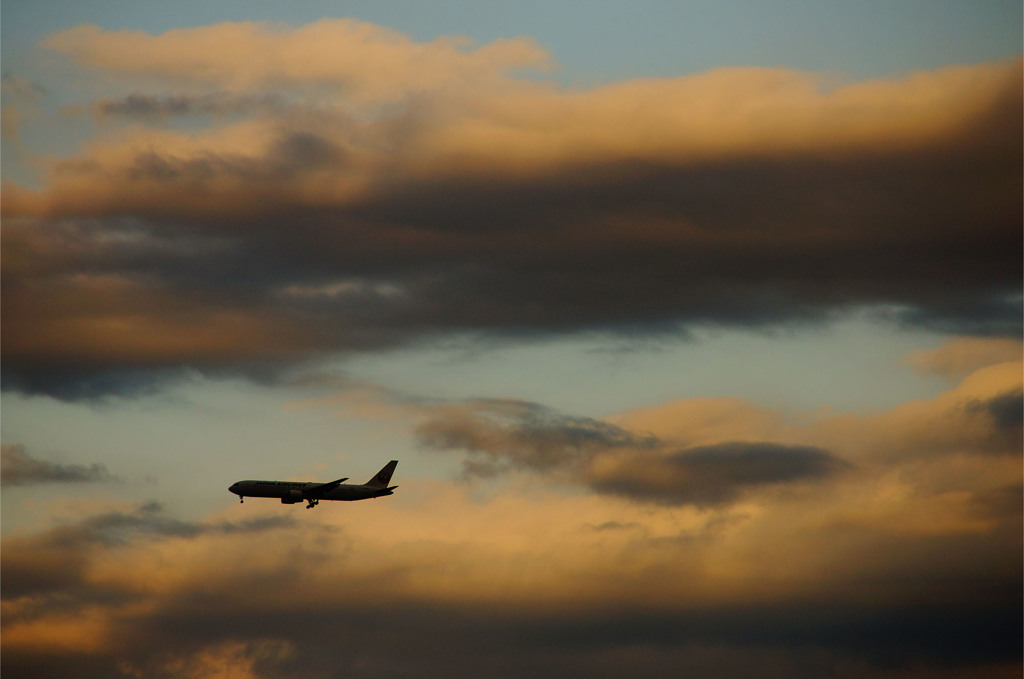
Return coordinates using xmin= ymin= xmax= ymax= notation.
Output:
xmin=228 ymin=460 xmax=398 ymax=509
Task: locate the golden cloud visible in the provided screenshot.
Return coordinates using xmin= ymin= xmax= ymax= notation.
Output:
xmin=43 ymin=20 xmax=550 ymax=98
xmin=906 ymin=337 xmax=1023 ymax=380
xmin=6 ymin=26 xmax=1019 ymax=219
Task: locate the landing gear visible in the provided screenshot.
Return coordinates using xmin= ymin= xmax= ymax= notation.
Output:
xmin=305 ymin=499 xmax=319 ymax=509
xmin=239 ymin=497 xmax=244 ymax=504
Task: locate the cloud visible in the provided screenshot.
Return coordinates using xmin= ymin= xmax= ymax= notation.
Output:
xmin=1 ymin=74 xmax=46 ymax=142
xmin=1 ymin=444 xmax=120 ymax=486
xmin=406 ymin=355 xmax=1022 ymax=514
xmin=413 ymin=398 xmax=849 ymax=506
xmin=970 ymin=484 xmax=1024 ymax=521
xmin=416 ymin=398 xmax=659 ymax=476
xmin=2 ymin=464 xmax=1019 ymax=679
xmin=43 ymin=20 xmax=551 ymax=98
xmin=907 ymin=338 xmax=1023 ymax=380
xmin=586 ymin=442 xmax=850 ymax=507
xmin=609 ymin=354 xmax=1024 ymax=464
xmin=974 ymin=390 xmax=1024 ymax=432
xmin=962 ymin=389 xmax=1024 ymax=455
xmin=92 ymin=93 xmax=289 ymax=121
xmin=2 ymin=22 xmax=1021 ymax=397
xmin=3 ymin=356 xmax=1021 ymax=671
xmin=1 ymin=501 xmax=298 ymax=599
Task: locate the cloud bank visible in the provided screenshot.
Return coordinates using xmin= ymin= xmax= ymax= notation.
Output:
xmin=4 ymin=356 xmax=1021 ymax=678
xmin=3 ymin=20 xmax=1021 ymax=399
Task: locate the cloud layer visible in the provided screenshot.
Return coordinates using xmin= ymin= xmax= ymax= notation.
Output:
xmin=4 ymin=354 xmax=1021 ymax=678
xmin=3 ymin=20 xmax=1021 ymax=397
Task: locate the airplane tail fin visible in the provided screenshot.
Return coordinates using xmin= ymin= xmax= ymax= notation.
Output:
xmin=364 ymin=460 xmax=398 ymax=488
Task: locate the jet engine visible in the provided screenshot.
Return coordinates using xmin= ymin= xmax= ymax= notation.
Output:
xmin=280 ymin=489 xmax=304 ymax=504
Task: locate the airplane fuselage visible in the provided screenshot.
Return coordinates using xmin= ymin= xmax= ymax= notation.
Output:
xmin=229 ymin=480 xmax=393 ymax=502
xmin=228 ymin=460 xmax=398 ymax=508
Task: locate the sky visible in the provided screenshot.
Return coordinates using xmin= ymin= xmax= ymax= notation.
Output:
xmin=1 ymin=2 xmax=1022 ymax=678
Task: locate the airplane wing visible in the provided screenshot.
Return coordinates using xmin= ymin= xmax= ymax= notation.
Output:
xmin=303 ymin=477 xmax=349 ymax=497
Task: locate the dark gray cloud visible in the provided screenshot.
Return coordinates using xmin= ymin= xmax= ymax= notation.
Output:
xmin=963 ymin=389 xmax=1024 ymax=455
xmin=3 ymin=62 xmax=1020 ymax=398
xmin=975 ymin=390 xmax=1024 ymax=432
xmin=126 ymin=131 xmax=347 ymax=183
xmin=1 ymin=443 xmax=120 ymax=486
xmin=588 ymin=442 xmax=851 ymax=507
xmin=90 ymin=600 xmax=1024 ymax=679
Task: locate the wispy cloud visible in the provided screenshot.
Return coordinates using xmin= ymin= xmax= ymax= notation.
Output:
xmin=1 ymin=74 xmax=47 ymax=142
xmin=416 ymin=398 xmax=659 ymax=475
xmin=1 ymin=444 xmax=120 ymax=486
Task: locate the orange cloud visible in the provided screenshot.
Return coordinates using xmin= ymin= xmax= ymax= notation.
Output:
xmin=906 ymin=337 xmax=1023 ymax=379
xmin=43 ymin=20 xmax=550 ymax=98
xmin=2 ymin=608 xmax=112 ymax=654
xmin=8 ymin=24 xmax=1019 ymax=219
